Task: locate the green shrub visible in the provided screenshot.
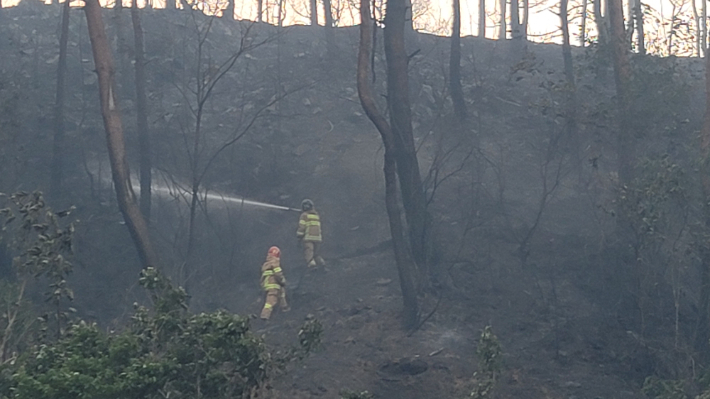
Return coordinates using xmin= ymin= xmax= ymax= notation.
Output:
xmin=641 ymin=376 xmax=687 ymax=399
xmin=469 ymin=325 xmax=502 ymax=399
xmin=340 ymin=389 xmax=374 ymax=399
xmin=1 ymin=267 xmax=320 ymax=399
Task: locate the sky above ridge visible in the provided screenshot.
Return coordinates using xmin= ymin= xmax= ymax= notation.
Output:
xmin=1 ymin=0 xmax=699 ymax=55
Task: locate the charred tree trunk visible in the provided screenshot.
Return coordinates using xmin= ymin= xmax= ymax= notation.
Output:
xmin=131 ymin=0 xmax=152 ymax=223
xmin=84 ymin=0 xmax=160 ymax=269
xmin=521 ymin=0 xmax=528 ymax=42
xmin=608 ymin=0 xmax=633 ymax=183
xmin=478 ymin=0 xmax=486 ymax=37
xmin=700 ymin=252 xmax=710 ymax=362
xmin=634 ymin=0 xmax=645 ymax=54
xmin=310 ymin=0 xmax=318 ymax=26
xmin=594 ymin=0 xmax=608 ymax=47
xmin=697 ymin=44 xmax=710 ymax=362
xmin=560 ymin=0 xmax=578 ymax=159
xmin=224 ymin=0 xmax=235 ymax=19
xmin=186 ymin=105 xmax=204 ymax=275
xmin=404 ymin=0 xmax=414 ymax=31
xmin=498 ymin=0 xmax=506 ymax=39
xmin=580 ymin=0 xmax=588 ymax=47
xmin=357 ymin=0 xmax=419 ymax=329
xmin=450 ymin=0 xmax=466 ymax=121
xmin=669 ymin=9 xmax=677 ymax=55
xmin=323 ymin=0 xmax=333 ymax=27
xmin=626 ymin=0 xmax=634 ymax=46
xmin=510 ymin=0 xmax=521 ymax=41
xmin=560 ymin=0 xmax=575 ymax=90
xmin=383 ymin=148 xmax=419 ymax=329
xmin=703 ymin=0 xmax=708 ymax=56
xmin=165 ymin=0 xmax=189 ymax=11
xmin=384 ymin=0 xmax=430 ymax=272
xmin=278 ymin=0 xmax=285 ymax=26
xmin=112 ymin=0 xmax=129 ymax=97
xmin=50 ymin=0 xmax=71 ymax=200
xmin=323 ymin=0 xmax=335 ymax=52
xmin=692 ymin=0 xmax=701 ymax=56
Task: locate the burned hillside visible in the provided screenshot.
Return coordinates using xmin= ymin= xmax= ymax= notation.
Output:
xmin=0 ymin=1 xmax=708 ymax=398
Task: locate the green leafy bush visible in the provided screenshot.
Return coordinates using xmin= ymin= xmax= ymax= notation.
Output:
xmin=298 ymin=317 xmax=323 ymax=355
xmin=0 ymin=191 xmax=76 ymax=355
xmin=641 ymin=376 xmax=687 ymax=399
xmin=0 ymin=193 xmax=323 ymax=398
xmin=469 ymin=325 xmax=502 ymax=399
xmin=0 ymin=267 xmax=320 ymax=399
xmin=340 ymin=389 xmax=374 ymax=399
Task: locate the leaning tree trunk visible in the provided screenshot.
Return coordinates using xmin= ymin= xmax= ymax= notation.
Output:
xmin=450 ymin=0 xmax=466 ymax=121
xmin=357 ymin=0 xmax=419 ymax=330
xmin=384 ymin=0 xmax=430 ymax=273
xmin=131 ymin=0 xmax=152 ymax=223
xmin=50 ymin=0 xmax=71 ymax=200
xmin=84 ymin=0 xmax=160 ymax=269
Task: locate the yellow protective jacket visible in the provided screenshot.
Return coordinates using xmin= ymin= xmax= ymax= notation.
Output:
xmin=296 ymin=210 xmax=322 ymax=242
xmin=260 ymin=255 xmax=285 ymax=291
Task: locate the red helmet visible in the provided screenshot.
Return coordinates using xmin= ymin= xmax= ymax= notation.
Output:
xmin=268 ymin=246 xmax=281 ymax=258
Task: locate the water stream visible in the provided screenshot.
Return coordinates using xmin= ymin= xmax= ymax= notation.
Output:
xmin=89 ymin=157 xmax=299 ymax=213
xmin=132 ymin=180 xmax=299 ymax=213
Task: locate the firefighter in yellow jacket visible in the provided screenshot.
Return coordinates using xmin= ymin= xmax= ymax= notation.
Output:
xmin=260 ymin=246 xmax=290 ymax=320
xmin=296 ymin=199 xmax=325 ymax=269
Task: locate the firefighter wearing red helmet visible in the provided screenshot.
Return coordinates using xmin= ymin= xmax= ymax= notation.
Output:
xmin=260 ymin=246 xmax=290 ymax=320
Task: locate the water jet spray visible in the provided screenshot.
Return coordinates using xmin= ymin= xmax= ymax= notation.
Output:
xmin=132 ymin=181 xmax=301 ymax=213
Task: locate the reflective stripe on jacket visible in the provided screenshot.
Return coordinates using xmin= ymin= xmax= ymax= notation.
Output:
xmin=297 ymin=210 xmax=322 ymax=242
xmin=261 ymin=256 xmax=285 ymax=291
